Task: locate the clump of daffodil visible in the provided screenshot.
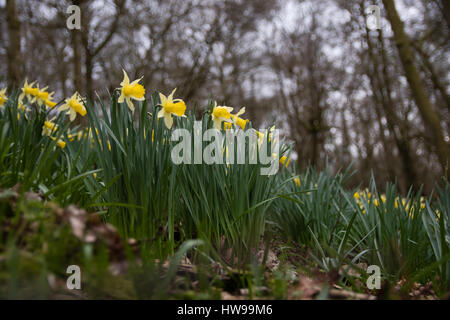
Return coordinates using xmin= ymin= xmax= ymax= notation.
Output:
xmin=34 ymin=85 xmax=52 ymax=107
xmin=18 ymin=80 xmax=39 ymax=104
xmin=118 ymin=69 xmax=145 ymax=112
xmin=224 ymin=108 xmax=248 ymax=130
xmin=59 ymin=92 xmax=86 ymax=121
xmin=211 ymin=102 xmax=245 ymax=130
xmin=0 ymin=88 xmax=8 ymax=107
xmin=42 ymin=120 xmax=66 ymax=148
xmin=42 ymin=120 xmax=58 ymax=136
xmin=157 ymin=88 xmax=187 ymax=129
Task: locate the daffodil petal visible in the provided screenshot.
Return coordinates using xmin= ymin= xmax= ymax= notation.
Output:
xmin=121 ymin=69 xmax=130 ymax=86
xmin=168 ymin=88 xmax=177 ymax=101
xmin=164 ymin=113 xmax=173 ymax=129
xmin=69 ymin=109 xmax=76 ymax=122
xmin=59 ymin=104 xmax=69 ymax=111
xmin=235 ymin=107 xmax=245 ymax=117
xmin=213 ymin=119 xmax=222 ymax=130
xmin=126 ymin=97 xmax=135 ymax=112
xmin=159 ymin=93 xmax=167 ymax=105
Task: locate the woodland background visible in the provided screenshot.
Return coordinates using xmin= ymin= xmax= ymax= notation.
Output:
xmin=1 ymin=0 xmax=449 ymax=193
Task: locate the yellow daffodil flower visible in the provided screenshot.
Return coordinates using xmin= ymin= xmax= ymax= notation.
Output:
xmin=0 ymin=88 xmax=8 ymax=107
xmin=76 ymin=130 xmax=84 ymax=141
xmin=256 ymin=126 xmax=276 ymax=148
xmin=59 ymin=92 xmax=86 ymax=122
xmin=224 ymin=108 xmax=248 ymax=130
xmin=18 ymin=101 xmax=29 ymax=113
xmin=43 ymin=92 xmax=57 ymax=108
xmin=18 ymin=80 xmax=39 ymax=104
xmin=279 ymin=155 xmax=290 ymax=167
xmin=211 ymin=102 xmax=233 ymax=130
xmin=55 ymin=138 xmax=66 ymax=149
xmin=255 ymin=130 xmax=266 ymax=147
xmin=45 ymin=99 xmax=57 ymax=108
xmin=35 ymin=86 xmax=52 ymax=107
xmin=41 ymin=120 xmax=66 ymax=148
xmin=67 ymin=132 xmax=78 ymax=142
xmin=118 ymin=69 xmax=145 ymax=112
xmin=294 ymin=177 xmax=301 ymax=187
xmin=42 ymin=120 xmax=58 ymax=136
xmin=354 ymin=192 xmax=360 ymax=199
xmin=157 ymin=88 xmax=187 ymax=129
xmin=211 ymin=102 xmax=245 ymax=130
xmin=233 ymin=115 xmax=249 ymax=129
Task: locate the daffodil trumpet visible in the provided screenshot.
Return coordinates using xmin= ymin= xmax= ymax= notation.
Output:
xmin=118 ymin=69 xmax=146 ymax=112
xmin=157 ymin=88 xmax=187 ymax=129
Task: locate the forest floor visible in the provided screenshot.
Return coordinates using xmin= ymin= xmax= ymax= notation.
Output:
xmin=0 ymin=187 xmax=442 ymax=300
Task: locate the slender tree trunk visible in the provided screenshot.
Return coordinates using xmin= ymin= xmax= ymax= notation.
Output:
xmin=85 ymin=51 xmax=94 ymax=101
xmin=377 ymin=29 xmax=418 ymax=189
xmin=439 ymin=0 xmax=450 ymax=30
xmin=80 ymin=0 xmax=125 ymax=102
xmin=6 ymin=0 xmax=22 ymax=90
xmin=361 ymin=1 xmax=418 ymax=190
xmin=413 ymin=42 xmax=450 ymax=112
xmin=383 ymin=0 xmax=449 ymax=179
xmin=71 ymin=30 xmax=83 ymax=94
xmin=70 ymin=0 xmax=84 ymax=94
xmin=311 ymin=124 xmax=319 ymax=168
xmin=373 ymin=100 xmax=397 ymax=182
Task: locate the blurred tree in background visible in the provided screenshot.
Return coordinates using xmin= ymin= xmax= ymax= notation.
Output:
xmin=1 ymin=0 xmax=448 ymax=193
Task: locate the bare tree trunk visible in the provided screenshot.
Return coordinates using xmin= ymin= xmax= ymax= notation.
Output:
xmin=377 ymin=29 xmax=418 ymax=189
xmin=84 ymin=51 xmax=94 ymax=101
xmin=6 ymin=0 xmax=22 ymax=90
xmin=69 ymin=0 xmax=84 ymax=94
xmin=373 ymin=99 xmax=397 ymax=182
xmin=360 ymin=1 xmax=418 ymax=190
xmin=71 ymin=30 xmax=83 ymax=94
xmin=413 ymin=42 xmax=450 ymax=112
xmin=439 ymin=0 xmax=450 ymax=30
xmin=383 ymin=0 xmax=449 ymax=179
xmin=311 ymin=123 xmax=319 ymax=168
xmin=81 ymin=0 xmax=126 ymax=101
